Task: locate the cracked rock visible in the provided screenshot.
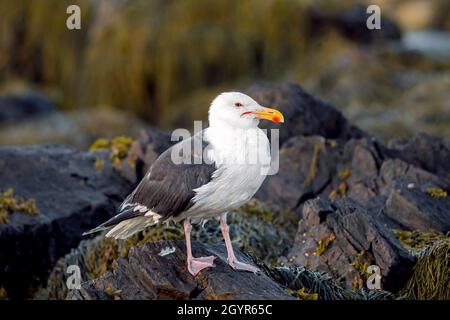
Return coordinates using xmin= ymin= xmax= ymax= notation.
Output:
xmin=69 ymin=240 xmax=294 ymax=300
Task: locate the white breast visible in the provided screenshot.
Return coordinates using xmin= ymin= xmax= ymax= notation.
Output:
xmin=183 ymin=126 xmax=271 ymax=221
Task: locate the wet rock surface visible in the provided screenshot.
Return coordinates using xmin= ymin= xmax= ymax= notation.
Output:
xmin=69 ymin=241 xmax=293 ymax=300
xmin=257 ymin=133 xmax=449 ymax=231
xmin=256 ymin=130 xmax=449 ymax=293
xmin=284 ymin=198 xmax=415 ymax=292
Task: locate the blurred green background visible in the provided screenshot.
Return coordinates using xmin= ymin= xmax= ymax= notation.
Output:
xmin=0 ymin=0 xmax=449 ymax=147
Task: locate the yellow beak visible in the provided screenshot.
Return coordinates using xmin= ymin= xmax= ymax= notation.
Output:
xmin=250 ymin=107 xmax=284 ymax=123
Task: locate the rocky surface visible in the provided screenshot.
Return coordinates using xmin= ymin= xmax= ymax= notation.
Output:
xmin=255 ymin=129 xmax=449 ymax=293
xmin=309 ymin=4 xmax=401 ymax=44
xmin=0 ymin=90 xmax=56 ymax=123
xmin=36 ymin=198 xmax=297 ymax=300
xmin=283 ymin=198 xmax=415 ymax=292
xmin=387 ymin=132 xmax=450 ymax=177
xmin=69 ymin=241 xmax=293 ymax=300
xmin=257 ymin=133 xmax=450 ymax=230
xmin=0 ymin=145 xmax=133 ymax=299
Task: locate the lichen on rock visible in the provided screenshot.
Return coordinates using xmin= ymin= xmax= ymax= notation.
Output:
xmin=351 ymin=251 xmax=372 ymax=290
xmin=0 ymin=188 xmax=38 ymax=223
xmin=89 ymin=136 xmax=134 ymax=169
xmin=425 ymin=187 xmax=448 ymax=198
xmin=315 ymin=234 xmax=335 ymax=256
xmin=303 ymin=139 xmax=326 ymax=187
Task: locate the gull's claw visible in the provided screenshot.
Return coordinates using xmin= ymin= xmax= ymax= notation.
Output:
xmin=188 ymin=256 xmax=216 ymax=276
xmin=228 ymin=259 xmax=260 ymax=274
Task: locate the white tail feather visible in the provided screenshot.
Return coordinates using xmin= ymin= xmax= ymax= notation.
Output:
xmin=105 ymin=216 xmax=160 ymax=239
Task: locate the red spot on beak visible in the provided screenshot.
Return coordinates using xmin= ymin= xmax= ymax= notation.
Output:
xmin=272 ymin=116 xmax=281 ymax=123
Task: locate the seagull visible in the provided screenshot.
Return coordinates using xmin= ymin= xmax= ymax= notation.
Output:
xmin=83 ymin=92 xmax=284 ymax=275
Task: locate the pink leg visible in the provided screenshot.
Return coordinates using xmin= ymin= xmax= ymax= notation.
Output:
xmin=183 ymin=219 xmax=215 ymax=276
xmin=220 ymin=213 xmax=260 ymax=273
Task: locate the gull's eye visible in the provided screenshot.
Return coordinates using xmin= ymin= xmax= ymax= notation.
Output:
xmin=234 ymin=102 xmax=243 ymax=107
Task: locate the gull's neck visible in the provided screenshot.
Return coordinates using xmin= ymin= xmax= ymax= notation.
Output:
xmin=204 ymin=119 xmax=267 ymax=166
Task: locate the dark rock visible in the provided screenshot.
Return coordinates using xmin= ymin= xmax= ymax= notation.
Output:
xmin=385 ymin=181 xmax=450 ymax=232
xmin=284 ymin=198 xmax=415 ymax=292
xmin=261 ymin=134 xmax=448 ymax=290
xmin=257 ymin=133 xmax=450 ymax=233
xmin=378 ymin=159 xmax=445 ymax=192
xmin=0 ymin=144 xmax=133 ymax=299
xmin=387 ymin=133 xmax=450 ymax=178
xmin=309 ymin=4 xmax=401 ymax=44
xmin=246 ymin=82 xmax=365 ymax=146
xmin=378 ymin=159 xmax=450 ymax=232
xmin=69 ymin=240 xmax=294 ymax=300
xmin=0 ymin=90 xmax=56 ymax=123
xmin=256 ymin=136 xmax=384 ymax=210
xmin=256 ymin=136 xmax=339 ymax=209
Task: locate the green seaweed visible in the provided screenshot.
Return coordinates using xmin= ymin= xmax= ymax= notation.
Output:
xmin=286 ymin=287 xmax=319 ymax=300
xmin=394 ymin=229 xmax=447 ymax=252
xmin=395 ymin=229 xmax=450 ymax=300
xmin=261 ymin=265 xmax=395 ymax=300
xmin=85 ymin=237 xmax=121 ymax=279
xmin=401 ymin=239 xmax=450 ymax=300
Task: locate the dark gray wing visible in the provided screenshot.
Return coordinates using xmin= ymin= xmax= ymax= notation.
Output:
xmin=83 ymin=132 xmax=215 ymax=235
